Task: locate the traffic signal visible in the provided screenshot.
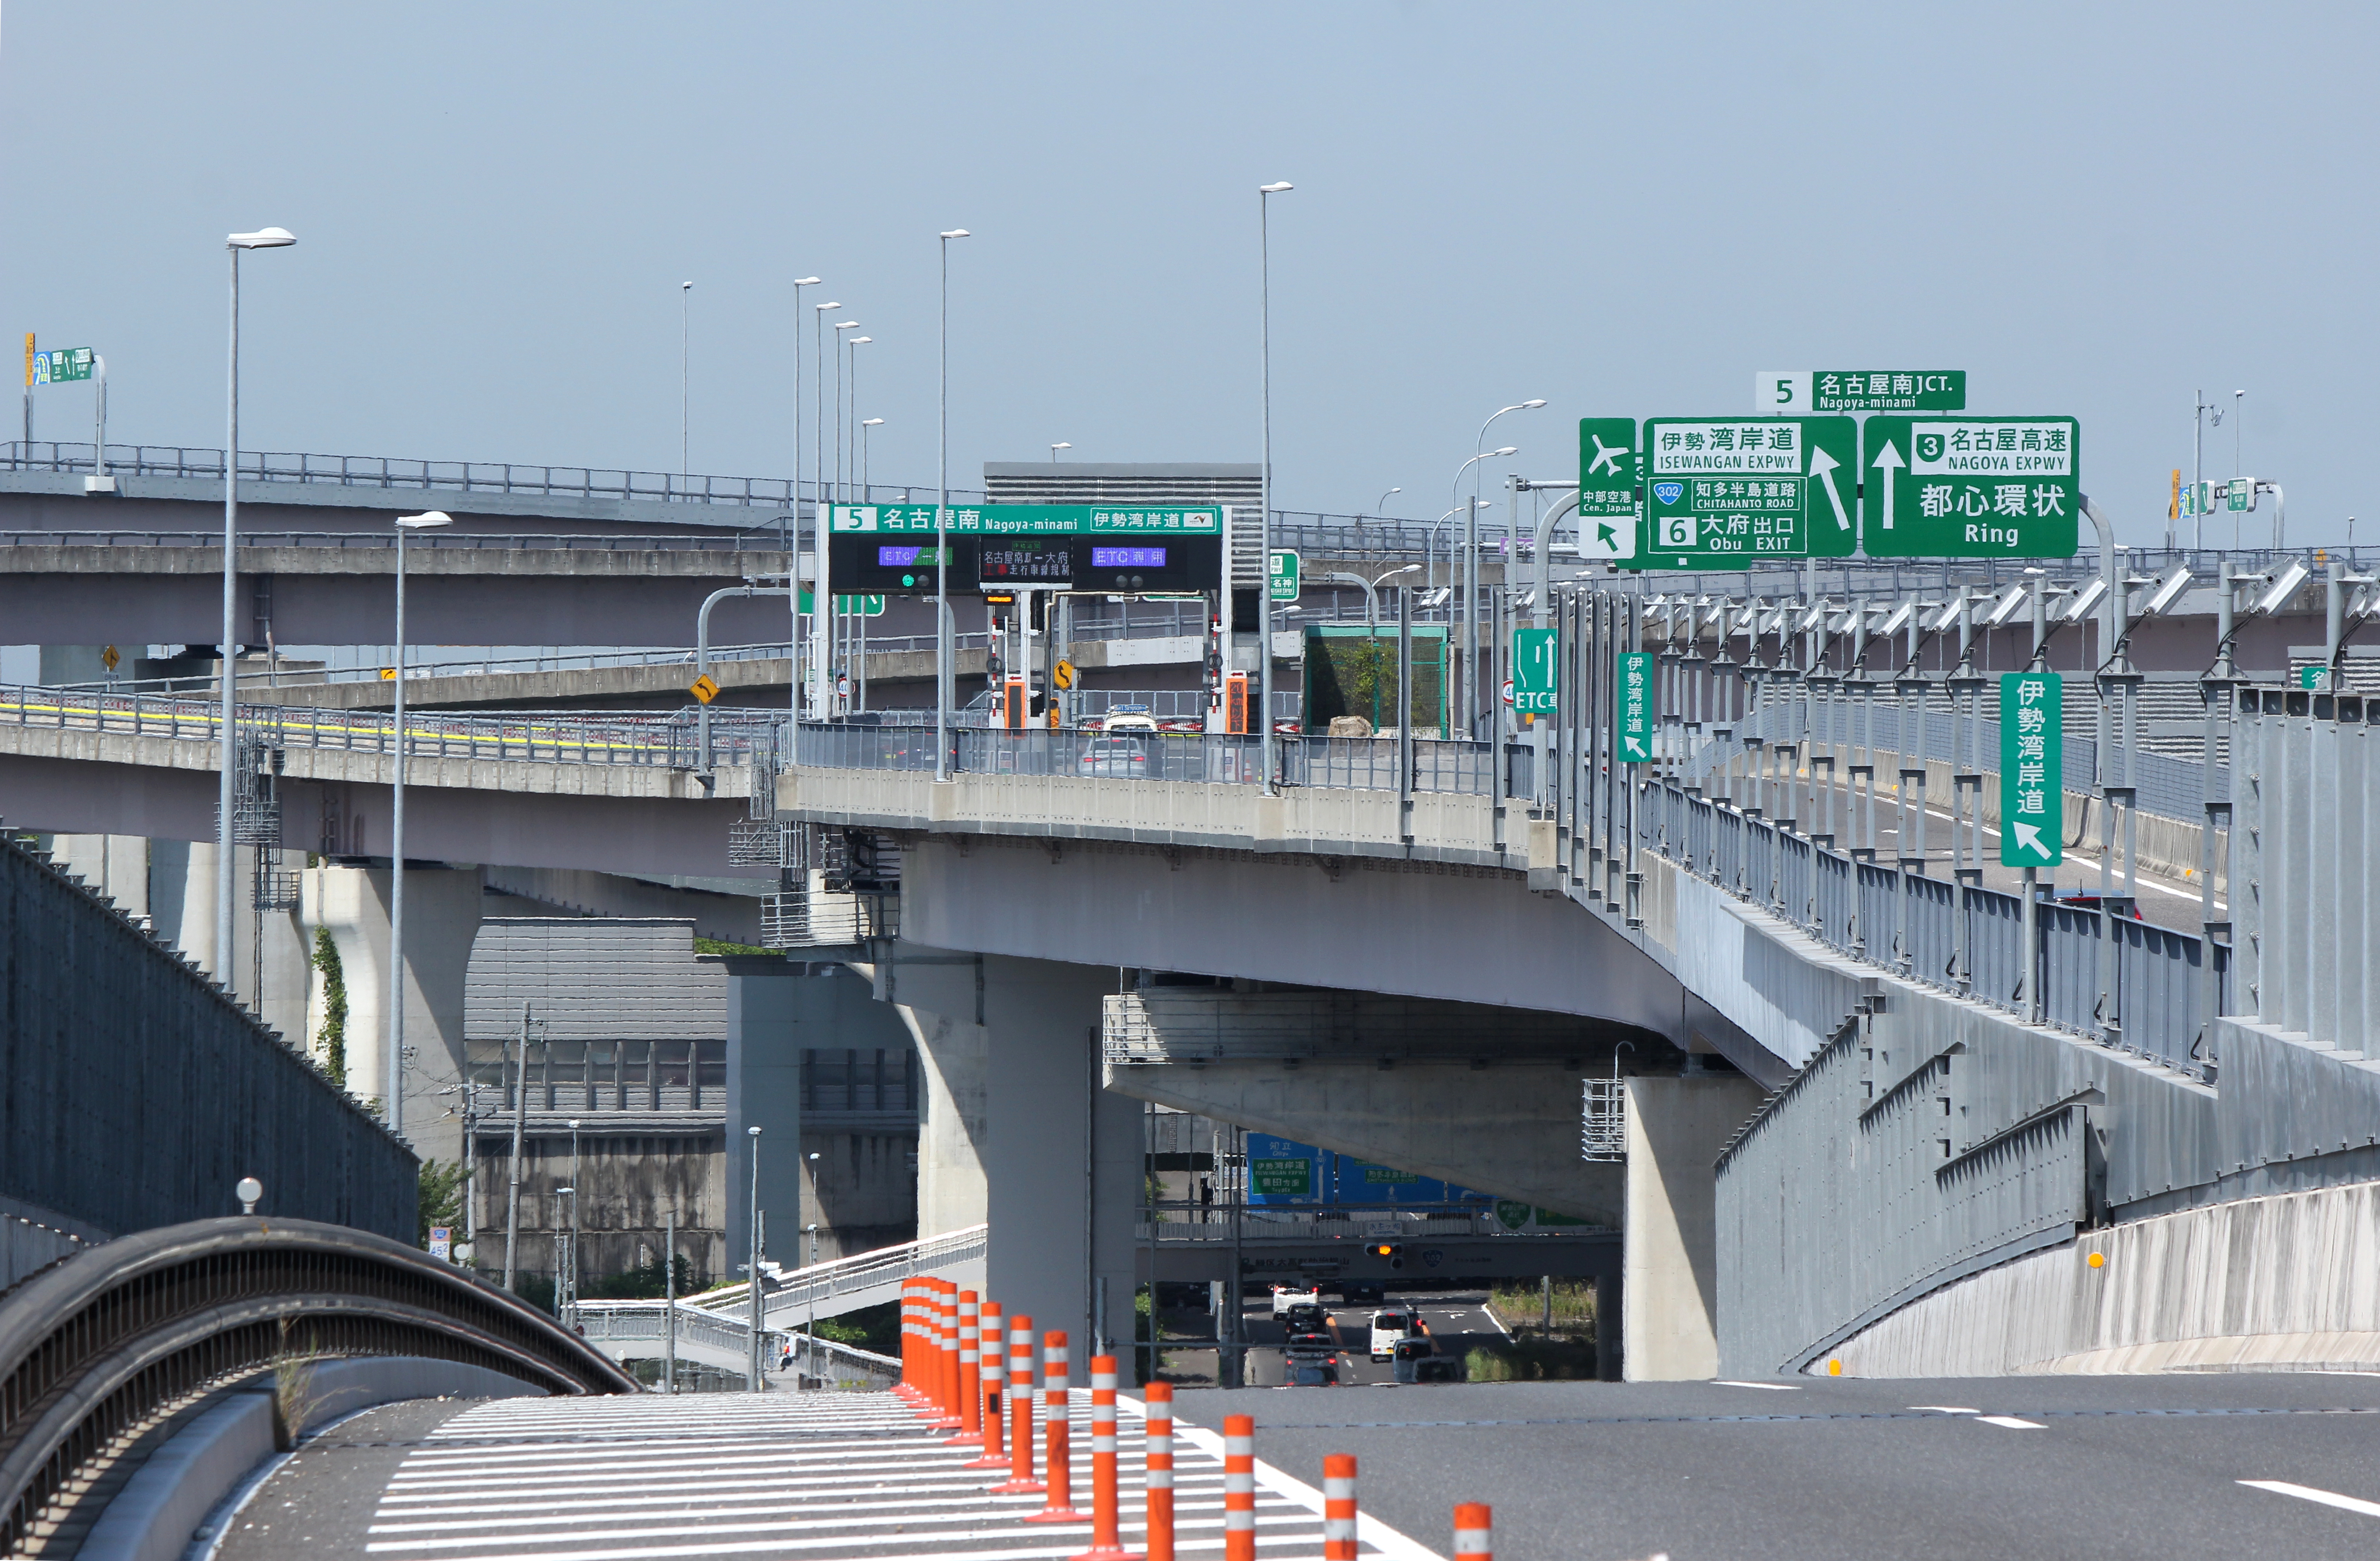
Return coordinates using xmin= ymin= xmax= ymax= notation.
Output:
xmin=1370 ymin=1243 xmax=1404 ymax=1271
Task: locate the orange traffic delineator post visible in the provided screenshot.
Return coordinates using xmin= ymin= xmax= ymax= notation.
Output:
xmin=1452 ymin=1502 xmax=1492 ymax=1560
xmin=1021 ymin=1331 xmax=1086 ymax=1522
xmin=901 ymin=1279 xmax=930 ymax=1403
xmin=895 ymin=1280 xmax=915 ymax=1399
xmin=965 ymin=1301 xmax=1011 ymax=1469
xmin=1142 ymin=1381 xmax=1175 ymax=1561
xmin=1222 ymin=1414 xmax=1256 ymax=1561
xmin=1322 ymin=1453 xmax=1358 ymax=1561
xmin=952 ymin=1290 xmax=986 ymax=1445
xmin=1068 ymin=1354 xmax=1139 ymax=1559
xmin=988 ymin=1315 xmax=1043 ymax=1493
xmin=930 ymin=1282 xmax=964 ymax=1427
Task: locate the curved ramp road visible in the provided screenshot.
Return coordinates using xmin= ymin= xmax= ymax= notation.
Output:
xmin=213 ymin=1389 xmax=1434 ymax=1561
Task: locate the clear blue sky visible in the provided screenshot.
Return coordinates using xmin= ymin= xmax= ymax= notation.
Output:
xmin=1 ymin=2 xmax=2368 ymax=543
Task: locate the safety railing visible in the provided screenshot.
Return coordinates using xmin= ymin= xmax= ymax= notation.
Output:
xmin=0 ymin=1217 xmax=633 ymax=1555
xmin=0 ymin=529 xmax=793 ymax=552
xmin=1138 ymin=1200 xmax=1609 ymax=1243
xmin=571 ymin=1301 xmax=899 ymax=1390
xmin=679 ymin=1224 xmax=988 ymax=1326
xmin=1638 ymin=778 xmax=2224 ymax=1077
xmin=0 ymin=683 xmax=779 ymax=770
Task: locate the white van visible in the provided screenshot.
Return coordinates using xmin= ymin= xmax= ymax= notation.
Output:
xmin=1368 ymin=1309 xmax=1418 ymax=1361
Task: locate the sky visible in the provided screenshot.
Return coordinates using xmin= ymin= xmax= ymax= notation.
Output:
xmin=1 ymin=2 xmax=2373 ymax=546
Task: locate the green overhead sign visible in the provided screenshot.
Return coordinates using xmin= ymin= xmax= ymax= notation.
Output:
xmin=1250 ymin=1157 xmax=1313 ymax=1196
xmin=32 ymin=347 xmax=93 ymax=385
xmin=1863 ymin=417 xmax=2080 ymax=558
xmin=1999 ymin=672 xmax=2062 ymax=867
xmin=1756 ymin=370 xmax=1966 ymax=414
xmin=1576 ymin=418 xmax=1640 ymax=561
xmin=828 ymin=503 xmax=1222 ymax=535
xmin=1639 ymin=416 xmax=1858 ymax=569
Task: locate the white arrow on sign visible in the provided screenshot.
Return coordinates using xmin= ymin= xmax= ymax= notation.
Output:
xmin=1808 ymin=444 xmax=1852 ymax=531
xmin=1870 ymin=437 xmax=1905 ymax=531
xmin=1623 ymin=734 xmax=1649 ymax=760
xmin=2011 ymin=820 xmax=2051 ymax=859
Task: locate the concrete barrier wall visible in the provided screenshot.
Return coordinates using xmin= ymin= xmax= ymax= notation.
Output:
xmin=1824 ymin=1179 xmax=2380 ymax=1376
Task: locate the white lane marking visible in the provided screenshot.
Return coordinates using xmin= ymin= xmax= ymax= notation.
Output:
xmin=1909 ymin=1406 xmax=1979 ymax=1414
xmin=364 ymin=1508 xmax=1330 ymax=1557
xmin=1976 ymin=1415 xmax=2044 ymax=1430
xmin=1715 ymin=1381 xmax=1801 ymax=1391
xmin=2238 ymin=1480 xmax=2380 ymax=1520
xmin=1165 ymin=1412 xmax=1442 ymax=1561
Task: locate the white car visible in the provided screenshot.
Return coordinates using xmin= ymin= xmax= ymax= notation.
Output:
xmin=1368 ymin=1309 xmax=1419 ymax=1361
xmin=1270 ymin=1284 xmax=1321 ymax=1319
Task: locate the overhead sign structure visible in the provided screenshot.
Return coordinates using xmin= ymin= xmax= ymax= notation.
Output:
xmin=797 ymin=589 xmax=886 ymax=617
xmin=1756 ymin=371 xmax=1966 ymax=414
xmin=1998 ymin=672 xmax=2063 ymax=867
xmin=1863 ymin=417 xmax=2079 ymax=558
xmin=1268 ymin=548 xmax=1300 ymax=603
xmin=1511 ymin=628 xmax=1558 ymax=713
xmin=1638 ymin=416 xmax=1858 ymax=569
xmin=825 ymin=503 xmax=1225 ymax=595
xmin=2226 ymin=476 xmax=2255 ymax=513
xmin=1617 ymin=650 xmax=1653 ymax=762
xmin=1250 ymin=1156 xmax=1313 ymax=1196
xmin=1576 ymin=418 xmax=1640 ymax=559
xmin=32 ymin=347 xmax=93 ymax=385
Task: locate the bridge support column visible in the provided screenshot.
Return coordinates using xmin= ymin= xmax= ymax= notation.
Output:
xmin=724 ymin=959 xmax=808 ymax=1294
xmin=1622 ymin=1072 xmax=1763 ymax=1381
xmin=874 ymin=951 xmax=992 ymax=1240
xmin=135 ymin=838 xmax=311 ymax=1047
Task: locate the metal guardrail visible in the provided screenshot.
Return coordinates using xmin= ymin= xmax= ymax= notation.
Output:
xmin=0 ymin=683 xmax=778 ymax=770
xmin=0 ymin=1216 xmax=633 ymax=1554
xmin=684 ymin=1224 xmax=989 ymax=1325
xmin=1138 ymin=1201 xmax=1609 ymax=1243
xmin=572 ymin=1302 xmax=899 ymax=1390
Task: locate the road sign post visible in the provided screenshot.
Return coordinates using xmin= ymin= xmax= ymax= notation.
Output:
xmin=1638 ymin=417 xmax=1858 ymax=569
xmin=1617 ymin=651 xmax=1653 ymax=762
xmin=1864 ymin=418 xmax=2080 ymax=557
xmin=1511 ymin=628 xmax=1557 ymax=713
xmin=1999 ymin=672 xmax=2062 ymax=868
xmin=1576 ymin=418 xmax=1639 ymax=560
xmin=1268 ymin=549 xmax=1300 ymax=603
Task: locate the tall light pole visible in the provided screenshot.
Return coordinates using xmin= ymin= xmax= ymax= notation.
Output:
xmin=847 ymin=337 xmax=873 ymax=499
xmin=679 ymin=282 xmax=693 ymax=482
xmin=1465 ymin=402 xmax=1545 ymax=736
xmin=810 ymin=301 xmax=840 ymax=721
xmin=1050 ymin=441 xmax=1072 ymax=464
xmin=832 ymin=321 xmax=857 ymax=502
xmin=747 ymin=1124 xmax=765 ymax=1392
xmin=218 ymin=226 xmax=295 ymax=1000
xmin=792 ymin=277 xmax=820 ymax=719
xmin=862 ymin=417 xmax=883 ymax=491
xmin=936 ymin=228 xmax=971 ymax=783
xmin=388 ymin=509 xmax=452 ymax=1136
xmin=1373 ymin=486 xmax=1401 ymax=521
xmin=1370 ymin=563 xmax=1419 ymax=627
xmin=1258 ymin=181 xmax=1293 ymax=796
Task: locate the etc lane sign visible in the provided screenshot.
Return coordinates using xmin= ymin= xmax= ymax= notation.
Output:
xmin=1863 ymin=417 xmax=2080 ymax=558
xmin=1268 ymin=549 xmax=1300 ymax=603
xmin=1512 ymin=628 xmax=1557 ymax=713
xmin=1756 ymin=370 xmax=1966 ymax=414
xmin=1639 ymin=416 xmax=1858 ymax=569
xmin=1999 ymin=672 xmax=2063 ymax=868
xmin=1617 ymin=651 xmax=1653 ymax=761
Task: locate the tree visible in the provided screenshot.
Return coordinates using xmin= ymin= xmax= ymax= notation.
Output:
xmin=310 ymin=925 xmax=348 ymax=1089
xmin=417 ymin=1158 xmax=468 ymax=1246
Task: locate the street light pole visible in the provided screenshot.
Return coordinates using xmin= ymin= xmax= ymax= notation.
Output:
xmin=848 ymin=337 xmax=873 ymax=501
xmin=1465 ymin=402 xmax=1545 ymax=737
xmin=1050 ymin=442 xmax=1071 ymax=464
xmin=862 ymin=418 xmax=883 ymax=491
xmin=1259 ymin=181 xmax=1293 ymax=795
xmin=388 ymin=509 xmax=452 ymax=1137
xmin=680 ymin=281 xmax=692 ymax=483
xmin=810 ymin=301 xmax=839 ymax=719
xmin=747 ymin=1124 xmax=765 ymax=1392
xmin=937 ymin=229 xmax=971 ymax=783
xmin=218 ymin=227 xmax=294 ymax=1002
xmin=791 ymin=277 xmax=820 ymax=727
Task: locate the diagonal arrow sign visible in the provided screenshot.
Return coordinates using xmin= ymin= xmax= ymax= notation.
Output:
xmin=2012 ymin=820 xmax=2050 ymax=859
xmin=1870 ymin=437 xmax=1905 ymax=531
xmin=1808 ymin=444 xmax=1852 ymax=531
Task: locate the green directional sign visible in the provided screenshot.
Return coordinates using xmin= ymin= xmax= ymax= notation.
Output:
xmin=2300 ymin=665 xmax=2332 ymax=691
xmin=1756 ymin=370 xmax=1965 ymax=414
xmin=1864 ymin=417 xmax=2079 ymax=558
xmin=1268 ymin=548 xmax=1300 ymax=603
xmin=798 ymin=589 xmax=886 ymax=616
xmin=2226 ymin=477 xmax=2254 ymax=513
xmin=32 ymin=347 xmax=93 ymax=385
xmin=1250 ymin=1157 xmax=1313 ymax=1196
xmin=1617 ymin=650 xmax=1653 ymax=762
xmin=1575 ymin=417 xmax=1639 ymax=561
xmin=1511 ymin=628 xmax=1558 ymax=713
xmin=1637 ymin=416 xmax=1858 ymax=570
xmin=1999 ymin=672 xmax=2062 ymax=867
xmin=828 ymin=502 xmax=1222 ymax=534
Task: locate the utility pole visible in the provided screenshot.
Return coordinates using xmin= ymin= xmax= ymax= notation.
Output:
xmin=503 ymin=1001 xmax=529 ymax=1293
xmin=747 ymin=1124 xmax=765 ymax=1392
xmin=663 ymin=1203 xmax=678 ymax=1394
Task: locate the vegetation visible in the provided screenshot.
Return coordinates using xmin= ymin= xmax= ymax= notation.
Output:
xmin=416 ymin=1159 xmax=468 ymax=1246
xmin=310 ymin=925 xmax=348 ymax=1087
xmin=583 ymin=1254 xmax=695 ymax=1300
xmin=790 ymin=1299 xmax=899 ymax=1358
xmin=1462 ymin=1337 xmax=1602 ymax=1381
xmin=1468 ymin=1278 xmax=1599 ymax=1380
xmin=1488 ymin=1278 xmax=1598 ymax=1336
xmin=695 ymin=935 xmax=776 ymax=957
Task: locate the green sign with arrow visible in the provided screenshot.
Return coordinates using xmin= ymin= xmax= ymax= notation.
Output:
xmin=1575 ymin=418 xmax=1639 ymax=561
xmin=1512 ymin=628 xmax=1558 ymax=713
xmin=1637 ymin=417 xmax=1858 ymax=569
xmin=1617 ymin=650 xmax=1653 ymax=762
xmin=1863 ymin=417 xmax=2080 ymax=558
xmin=1999 ymin=672 xmax=2062 ymax=867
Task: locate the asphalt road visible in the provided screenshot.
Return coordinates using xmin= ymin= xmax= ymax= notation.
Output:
xmin=1226 ymin=1288 xmax=1501 ymax=1387
xmin=1176 ymin=1370 xmax=2380 ymax=1561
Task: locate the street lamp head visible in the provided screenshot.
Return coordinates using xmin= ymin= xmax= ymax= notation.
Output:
xmin=835 ymin=321 xmax=858 ymax=330
xmin=794 ymin=276 xmax=821 ymax=286
xmin=227 ymin=227 xmax=296 ymax=249
xmin=850 ymin=335 xmax=872 ymax=345
xmin=941 ymin=229 xmax=971 ymax=239
xmin=682 ymin=281 xmax=692 ymax=291
xmin=1521 ymin=399 xmax=1548 ymax=410
xmin=1259 ymin=182 xmax=1293 ymax=193
xmin=235 ymin=1176 xmax=263 ymax=1212
xmin=864 ymin=417 xmax=885 ymax=427
xmin=817 ymin=301 xmax=840 ymax=312
xmin=396 ymin=511 xmax=453 ymax=530
xmin=749 ymin=1125 xmax=763 ymax=1137
xmin=1492 ymin=445 xmax=1518 ymax=457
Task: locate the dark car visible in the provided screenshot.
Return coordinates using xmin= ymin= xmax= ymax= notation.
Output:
xmin=1282 ymin=1359 xmax=1339 ymax=1388
xmin=1283 ymin=1330 xmax=1335 ymax=1357
xmin=1281 ymin=1303 xmax=1329 ymax=1334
